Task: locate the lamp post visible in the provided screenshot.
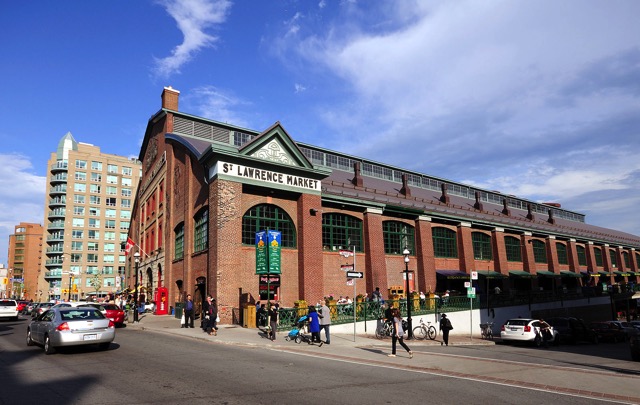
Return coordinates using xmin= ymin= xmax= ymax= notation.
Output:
xmin=403 ymin=247 xmax=413 ymax=339
xmin=67 ymin=272 xmax=73 ymax=302
xmin=133 ymin=252 xmax=140 ymax=323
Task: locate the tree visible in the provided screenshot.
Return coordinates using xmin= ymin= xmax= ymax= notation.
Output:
xmin=90 ymin=274 xmax=102 ymax=296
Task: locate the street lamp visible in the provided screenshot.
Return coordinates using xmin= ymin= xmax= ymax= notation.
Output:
xmin=67 ymin=272 xmax=73 ymax=302
xmin=133 ymin=252 xmax=140 ymax=323
xmin=403 ymin=247 xmax=413 ymax=339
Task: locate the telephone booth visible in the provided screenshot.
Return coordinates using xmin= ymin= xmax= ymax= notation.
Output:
xmin=154 ymin=286 xmax=169 ymax=315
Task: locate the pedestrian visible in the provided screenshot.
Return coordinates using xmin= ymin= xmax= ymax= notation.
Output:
xmin=268 ymin=302 xmax=279 ymax=341
xmin=538 ymin=319 xmax=552 ymax=348
xmin=372 ymin=287 xmax=382 ymax=303
xmin=319 ymin=299 xmax=331 ymax=344
xmin=138 ymin=292 xmax=146 ymax=316
xmin=182 ymin=293 xmax=195 ymax=328
xmin=257 ymin=303 xmax=267 ymax=328
xmin=204 ymin=295 xmax=218 ymax=336
xmin=388 ymin=308 xmax=412 ymax=358
xmin=308 ymin=306 xmax=323 ymax=346
xmin=440 ymin=313 xmax=453 ymax=346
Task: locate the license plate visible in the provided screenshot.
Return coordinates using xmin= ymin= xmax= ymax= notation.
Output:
xmin=510 ymin=327 xmax=518 ymax=331
xmin=83 ymin=334 xmax=97 ymax=341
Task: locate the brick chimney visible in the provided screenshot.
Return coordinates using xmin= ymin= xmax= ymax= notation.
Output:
xmin=161 ymin=86 xmax=180 ymax=110
xmin=352 ymin=162 xmax=363 ymax=187
xmin=400 ymin=173 xmax=411 ymax=198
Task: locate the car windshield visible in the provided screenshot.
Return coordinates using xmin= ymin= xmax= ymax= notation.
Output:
xmin=59 ymin=309 xmax=106 ymax=320
xmin=0 ymin=301 xmax=16 ymax=307
xmin=102 ymin=304 xmax=120 ymax=310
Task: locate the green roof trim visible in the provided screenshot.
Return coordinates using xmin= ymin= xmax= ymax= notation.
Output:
xmin=560 ymin=271 xmax=582 ymax=278
xmin=509 ymin=270 xmax=536 ymax=278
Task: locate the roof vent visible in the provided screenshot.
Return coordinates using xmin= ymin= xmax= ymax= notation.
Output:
xmin=502 ymin=198 xmax=511 ymax=216
xmin=400 ymin=173 xmax=411 ymax=198
xmin=473 ymin=191 xmax=483 ymax=211
xmin=547 ymin=209 xmax=556 ymax=225
xmin=440 ymin=183 xmax=450 ymax=204
xmin=352 ymin=162 xmax=363 ymax=187
xmin=526 ymin=203 xmax=535 ymax=221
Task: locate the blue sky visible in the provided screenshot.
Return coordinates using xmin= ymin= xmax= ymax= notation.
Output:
xmin=1 ymin=0 xmax=640 ymax=266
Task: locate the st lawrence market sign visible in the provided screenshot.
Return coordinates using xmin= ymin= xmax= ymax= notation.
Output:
xmin=213 ymin=161 xmax=321 ymax=193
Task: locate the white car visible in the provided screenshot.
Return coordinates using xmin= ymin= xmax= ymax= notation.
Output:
xmin=500 ymin=318 xmax=558 ymax=346
xmin=0 ymin=299 xmax=19 ymax=321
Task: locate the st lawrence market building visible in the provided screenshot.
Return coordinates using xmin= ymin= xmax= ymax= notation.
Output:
xmin=128 ymin=87 xmax=640 ymax=324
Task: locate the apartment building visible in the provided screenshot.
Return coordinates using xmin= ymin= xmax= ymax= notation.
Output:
xmin=6 ymin=223 xmax=43 ymax=300
xmin=42 ymin=132 xmax=141 ymax=300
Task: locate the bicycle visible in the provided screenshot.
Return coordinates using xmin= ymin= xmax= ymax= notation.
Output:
xmin=375 ymin=318 xmax=394 ymax=339
xmin=480 ymin=322 xmax=494 ymax=339
xmin=412 ymin=318 xmax=437 ymax=340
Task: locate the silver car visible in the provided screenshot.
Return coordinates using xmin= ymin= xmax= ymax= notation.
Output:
xmin=27 ymin=307 xmax=115 ymax=354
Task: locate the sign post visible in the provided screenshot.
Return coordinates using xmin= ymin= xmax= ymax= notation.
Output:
xmin=341 ymin=247 xmax=357 ymax=342
xmin=470 ymin=271 xmax=478 ymax=339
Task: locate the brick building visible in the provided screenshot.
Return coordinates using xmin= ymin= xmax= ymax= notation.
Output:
xmin=128 ymin=87 xmax=640 ymax=323
xmin=7 ymin=223 xmax=43 ymax=300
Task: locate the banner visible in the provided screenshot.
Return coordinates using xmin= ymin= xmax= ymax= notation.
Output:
xmin=255 ymin=230 xmax=268 ymax=274
xmin=268 ymin=230 xmax=281 ymax=274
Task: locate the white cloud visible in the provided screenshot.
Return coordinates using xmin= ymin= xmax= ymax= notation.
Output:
xmin=0 ymin=154 xmax=46 ymax=265
xmin=294 ymin=83 xmax=306 ymax=93
xmin=187 ymin=85 xmax=251 ymax=128
xmin=153 ymin=0 xmax=232 ymax=79
xmin=270 ymin=0 xmax=640 ymax=235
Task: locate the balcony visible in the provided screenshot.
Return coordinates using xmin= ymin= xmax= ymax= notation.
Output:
xmin=45 ymin=258 xmax=64 ymax=267
xmin=48 ymin=221 xmax=65 ymax=230
xmin=46 ymin=246 xmax=64 ymax=254
xmin=46 ymin=234 xmax=64 ymax=242
xmin=48 ymin=209 xmax=66 ymax=219
xmin=49 ymin=185 xmax=67 ymax=195
xmin=49 ymin=197 xmax=66 ymax=208
xmin=50 ymin=173 xmax=68 ymax=184
xmin=44 ymin=270 xmax=63 ymax=279
xmin=50 ymin=162 xmax=68 ymax=172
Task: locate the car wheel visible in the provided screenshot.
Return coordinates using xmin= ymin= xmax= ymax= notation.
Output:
xmin=534 ymin=335 xmax=542 ymax=347
xmin=44 ymin=335 xmax=55 ymax=355
xmin=26 ymin=329 xmax=34 ymax=346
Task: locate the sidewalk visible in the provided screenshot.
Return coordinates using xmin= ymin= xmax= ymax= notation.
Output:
xmin=125 ymin=313 xmax=494 ymax=349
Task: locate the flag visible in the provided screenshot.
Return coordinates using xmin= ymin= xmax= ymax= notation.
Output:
xmin=125 ymin=238 xmax=135 ymax=255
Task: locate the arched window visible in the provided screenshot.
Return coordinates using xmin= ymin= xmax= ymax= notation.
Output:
xmin=576 ymin=245 xmax=587 ymax=266
xmin=174 ymin=222 xmax=184 ymax=260
xmin=194 ymin=208 xmax=208 ymax=253
xmin=623 ymin=251 xmax=630 ymax=268
xmin=504 ymin=236 xmax=522 ymax=262
xmin=242 ymin=204 xmax=296 ymax=247
xmin=322 ymin=213 xmax=363 ymax=252
xmin=432 ymin=227 xmax=457 ymax=258
xmin=609 ymin=249 xmax=618 ymax=268
xmin=532 ymin=240 xmax=547 ymax=263
xmin=556 ymin=243 xmax=568 ymax=265
xmin=594 ymin=247 xmax=603 ymax=267
xmin=472 ymin=232 xmax=492 ymax=260
xmin=383 ymin=221 xmax=415 ymax=254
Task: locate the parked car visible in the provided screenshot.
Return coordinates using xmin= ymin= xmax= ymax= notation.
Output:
xmin=546 ymin=317 xmax=598 ymax=344
xmin=24 ymin=302 xmax=39 ymax=315
xmin=590 ymin=322 xmax=627 ymax=343
xmin=0 ymin=299 xmax=19 ymax=321
xmin=631 ymin=330 xmax=640 ymax=361
xmin=500 ymin=318 xmax=558 ymax=346
xmin=51 ymin=302 xmax=89 ymax=310
xmin=31 ymin=302 xmax=55 ymax=319
xmin=27 ymin=307 xmax=115 ymax=354
xmin=80 ymin=303 xmax=125 ymax=326
xmin=608 ymin=321 xmax=636 ymax=341
xmin=16 ymin=301 xmax=29 ymax=313
xmin=629 ymin=320 xmax=640 ymax=331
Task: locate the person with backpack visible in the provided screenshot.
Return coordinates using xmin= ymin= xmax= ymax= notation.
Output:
xmin=440 ymin=313 xmax=453 ymax=346
xmin=388 ymin=308 xmax=412 ymax=358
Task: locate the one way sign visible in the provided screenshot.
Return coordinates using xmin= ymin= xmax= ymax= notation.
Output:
xmin=346 ymin=271 xmax=364 ymax=279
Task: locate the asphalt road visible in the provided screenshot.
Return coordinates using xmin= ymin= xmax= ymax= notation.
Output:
xmin=1 ymin=316 xmax=638 ymax=405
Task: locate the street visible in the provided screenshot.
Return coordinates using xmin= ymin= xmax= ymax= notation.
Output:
xmin=1 ymin=315 xmax=639 ymax=404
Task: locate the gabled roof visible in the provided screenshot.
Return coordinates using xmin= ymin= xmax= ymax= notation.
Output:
xmin=237 ymin=122 xmax=314 ymax=169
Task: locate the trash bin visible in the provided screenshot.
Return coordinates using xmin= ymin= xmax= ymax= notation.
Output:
xmin=174 ymin=302 xmax=184 ymax=320
xmin=127 ymin=309 xmax=134 ymax=324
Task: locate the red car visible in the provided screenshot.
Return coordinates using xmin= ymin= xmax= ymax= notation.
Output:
xmin=81 ymin=303 xmax=125 ymax=326
xmin=16 ymin=301 xmax=29 ymax=313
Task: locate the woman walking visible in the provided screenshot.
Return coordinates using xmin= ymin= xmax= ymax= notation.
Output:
xmin=204 ymin=295 xmax=218 ymax=336
xmin=388 ymin=308 xmax=412 ymax=358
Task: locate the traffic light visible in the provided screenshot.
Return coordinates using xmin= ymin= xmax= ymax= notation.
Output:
xmin=2 ymin=278 xmax=7 ymax=285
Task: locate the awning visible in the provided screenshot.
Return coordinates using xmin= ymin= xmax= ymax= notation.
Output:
xmin=477 ymin=271 xmax=508 ymax=279
xmin=536 ymin=270 xmax=560 ymax=277
xmin=509 ymin=271 xmax=536 ymax=278
xmin=436 ymin=270 xmax=469 ymax=279
xmin=613 ymin=271 xmax=632 ymax=277
xmin=597 ymin=272 xmax=611 ymax=277
xmin=581 ymin=271 xmax=600 ymax=278
xmin=560 ymin=271 xmax=582 ymax=278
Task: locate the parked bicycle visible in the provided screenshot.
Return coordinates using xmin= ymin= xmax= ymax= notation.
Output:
xmin=375 ymin=318 xmax=394 ymax=339
xmin=412 ymin=318 xmax=437 ymax=340
xmin=480 ymin=322 xmax=494 ymax=339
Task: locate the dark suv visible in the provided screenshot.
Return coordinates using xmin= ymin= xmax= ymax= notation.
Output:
xmin=546 ymin=317 xmax=598 ymax=344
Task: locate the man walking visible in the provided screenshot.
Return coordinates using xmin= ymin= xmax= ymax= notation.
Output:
xmin=183 ymin=294 xmax=194 ymax=328
xmin=319 ymin=299 xmax=331 ymax=344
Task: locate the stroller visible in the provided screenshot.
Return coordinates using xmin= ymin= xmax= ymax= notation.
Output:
xmin=285 ymin=315 xmax=312 ymax=344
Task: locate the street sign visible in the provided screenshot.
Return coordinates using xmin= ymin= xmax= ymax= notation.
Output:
xmin=346 ymin=279 xmax=354 ymax=286
xmin=340 ymin=264 xmax=354 ymax=272
xmin=346 ymin=271 xmax=364 ymax=279
xmin=467 ymin=287 xmax=476 ymax=298
xmin=464 ymin=281 xmax=471 ymax=288
xmin=471 ymin=271 xmax=478 ymax=280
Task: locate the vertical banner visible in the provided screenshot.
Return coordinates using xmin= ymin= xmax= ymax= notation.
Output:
xmin=255 ymin=230 xmax=268 ymax=275
xmin=268 ymin=230 xmax=281 ymax=274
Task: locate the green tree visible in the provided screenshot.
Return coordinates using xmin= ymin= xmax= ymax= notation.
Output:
xmin=90 ymin=274 xmax=102 ymax=295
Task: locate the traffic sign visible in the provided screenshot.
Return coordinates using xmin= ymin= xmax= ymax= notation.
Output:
xmin=346 ymin=271 xmax=363 ymax=279
xmin=340 ymin=264 xmax=354 ymax=272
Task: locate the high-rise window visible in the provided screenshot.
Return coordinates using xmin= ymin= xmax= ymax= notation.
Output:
xmin=76 ymin=159 xmax=87 ymax=169
xmin=91 ymin=161 xmax=102 ymax=171
xmin=107 ymin=164 xmax=118 ymax=173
